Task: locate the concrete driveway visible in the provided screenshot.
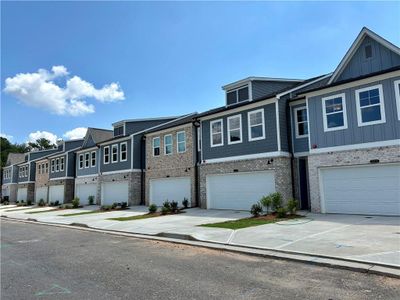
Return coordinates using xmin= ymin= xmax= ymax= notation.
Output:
xmin=1 ymin=205 xmax=399 ymax=267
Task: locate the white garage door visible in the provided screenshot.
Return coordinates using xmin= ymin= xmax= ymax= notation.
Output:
xmin=102 ymin=182 xmax=129 ymax=205
xmin=35 ymin=187 xmax=48 ymax=203
xmin=207 ymin=171 xmax=276 ymax=210
xmin=2 ymin=186 xmax=10 ymax=197
xmin=17 ymin=188 xmax=28 ymax=202
xmin=76 ymin=184 xmax=97 ymax=205
xmin=49 ymin=185 xmax=65 ymax=204
xmin=321 ymin=164 xmax=400 ymax=216
xmin=150 ymin=177 xmax=191 ymax=206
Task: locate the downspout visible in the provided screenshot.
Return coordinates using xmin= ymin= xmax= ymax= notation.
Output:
xmin=140 ymin=135 xmax=146 ymax=205
xmin=193 ymin=119 xmax=201 ymax=208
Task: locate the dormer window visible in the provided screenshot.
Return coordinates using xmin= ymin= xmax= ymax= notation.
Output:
xmin=114 ymin=125 xmax=124 ymax=137
xmin=226 ymin=85 xmax=249 ymax=105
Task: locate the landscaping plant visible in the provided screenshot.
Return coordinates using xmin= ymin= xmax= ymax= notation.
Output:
xmin=27 ymin=199 xmax=32 ymax=206
xmin=182 ymin=198 xmax=189 ymax=209
xmin=88 ymin=195 xmax=94 ymax=205
xmin=250 ymin=203 xmax=263 ymax=217
xmin=276 ymin=207 xmax=287 ymax=218
xmin=162 ymin=200 xmax=171 ymax=212
xmin=170 ymin=201 xmax=179 ymax=213
xmin=260 ymin=195 xmax=272 ymax=214
xmin=38 ymin=199 xmax=46 ymax=207
xmin=161 ymin=206 xmax=169 ymax=215
xmin=148 ymin=204 xmax=157 ymax=213
xmin=270 ymin=192 xmax=283 ymax=212
xmin=121 ymin=202 xmax=128 ymax=209
xmin=111 ymin=202 xmax=118 ymax=209
xmin=72 ymin=197 xmax=80 ymax=208
xmin=287 ymin=199 xmax=298 ymax=215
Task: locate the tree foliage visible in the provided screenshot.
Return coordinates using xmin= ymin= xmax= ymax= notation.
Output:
xmin=0 ymin=137 xmax=27 ymax=168
xmin=27 ymin=138 xmax=56 ymax=151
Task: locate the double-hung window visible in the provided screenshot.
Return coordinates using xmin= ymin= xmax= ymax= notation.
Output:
xmin=104 ymin=146 xmax=110 ymax=164
xmin=120 ymin=142 xmax=127 ymax=161
xmin=322 ymin=94 xmax=347 ymax=132
xmin=226 ymin=85 xmax=249 ymax=105
xmin=38 ymin=164 xmax=41 ymax=175
xmin=85 ymin=153 xmax=90 ymax=168
xmin=164 ymin=135 xmax=172 ymax=155
xmin=45 ymin=163 xmax=48 ymax=173
xmin=294 ymin=106 xmax=308 ymax=138
xmin=55 ymin=158 xmax=60 ymax=172
xmin=394 ymin=80 xmax=400 ymax=121
xmin=227 ymin=115 xmax=242 ymax=144
xmin=111 ymin=144 xmax=118 ymax=163
xmin=51 ymin=160 xmax=55 ymax=173
xmin=24 ymin=165 xmax=28 ymax=177
xmin=248 ymin=109 xmax=265 ymax=141
xmin=177 ymin=131 xmax=186 ymax=153
xmin=79 ymin=154 xmax=84 ymax=169
xmin=355 ymin=85 xmax=386 ymax=126
xmin=60 ymin=157 xmax=64 ymax=171
xmin=153 ymin=137 xmax=160 ymax=156
xmin=91 ymin=151 xmax=96 ymax=167
xmin=210 ymin=119 xmax=223 ymax=147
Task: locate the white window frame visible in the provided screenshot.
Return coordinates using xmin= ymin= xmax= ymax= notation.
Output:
xmin=51 ymin=159 xmax=55 ymax=173
xmin=79 ymin=154 xmax=84 ymax=169
xmin=294 ymin=106 xmax=309 ymax=138
xmin=152 ymin=137 xmax=160 ymax=157
xmin=85 ymin=152 xmax=90 ymax=168
xmin=355 ymin=84 xmax=386 ymax=127
xmin=227 ymin=114 xmax=243 ymax=145
xmin=177 ymin=131 xmax=186 ymax=153
xmin=321 ymin=93 xmax=348 ymax=132
xmin=55 ymin=158 xmax=60 ymax=172
xmin=197 ymin=127 xmax=201 ymax=152
xmin=103 ymin=146 xmax=110 ymax=164
xmin=394 ymin=80 xmax=400 ymax=121
xmin=60 ymin=157 xmax=64 ymax=171
xmin=38 ymin=164 xmax=41 ymax=175
xmin=111 ymin=144 xmax=118 ymax=163
xmin=120 ymin=142 xmax=127 ymax=162
xmin=164 ymin=134 xmax=173 ymax=155
xmin=45 ymin=162 xmax=48 ymax=173
xmin=210 ymin=119 xmax=224 ymax=147
xmin=226 ymin=85 xmax=250 ymax=105
xmin=91 ymin=151 xmax=96 ymax=167
xmin=248 ymin=109 xmax=265 ymax=141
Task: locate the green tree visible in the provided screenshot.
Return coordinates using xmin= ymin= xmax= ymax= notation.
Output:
xmin=0 ymin=137 xmax=27 ymax=168
xmin=27 ymin=138 xmax=56 ymax=151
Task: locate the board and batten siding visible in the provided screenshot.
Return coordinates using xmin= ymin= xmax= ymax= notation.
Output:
xmin=252 ymin=81 xmax=298 ymax=100
xmin=308 ymin=76 xmax=400 ymax=149
xmin=290 ymin=103 xmax=310 ymax=153
xmin=201 ymin=103 xmax=278 ymax=160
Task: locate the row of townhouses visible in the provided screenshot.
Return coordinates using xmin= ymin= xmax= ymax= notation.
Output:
xmin=2 ymin=27 xmax=400 ymax=216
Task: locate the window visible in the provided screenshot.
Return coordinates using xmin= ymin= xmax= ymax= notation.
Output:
xmin=45 ymin=163 xmax=48 ymax=173
xmin=85 ymin=153 xmax=90 ymax=168
xmin=210 ymin=119 xmax=223 ymax=147
xmin=248 ymin=109 xmax=265 ymax=141
xmin=355 ymin=85 xmax=386 ymax=126
xmin=120 ymin=142 xmax=127 ymax=161
xmin=177 ymin=131 xmax=186 ymax=153
xmin=25 ymin=166 xmax=28 ymax=177
xmin=91 ymin=151 xmax=96 ymax=167
xmin=60 ymin=157 xmax=64 ymax=171
xmin=111 ymin=144 xmax=118 ymax=163
xmin=164 ymin=135 xmax=172 ymax=155
xmin=38 ymin=164 xmax=41 ymax=175
xmin=153 ymin=137 xmax=160 ymax=156
xmin=394 ymin=80 xmax=400 ymax=121
xmin=227 ymin=115 xmax=242 ymax=144
xmin=226 ymin=86 xmax=249 ymax=105
xmin=79 ymin=154 xmax=84 ymax=169
xmin=114 ymin=125 xmax=124 ymax=137
xmin=322 ymin=94 xmax=348 ymax=132
xmin=294 ymin=107 xmax=308 ymax=138
xmin=104 ymin=146 xmax=110 ymax=164
xmin=51 ymin=160 xmax=55 ymax=173
xmin=55 ymin=158 xmax=60 ymax=172
xmin=197 ymin=127 xmax=202 ymax=152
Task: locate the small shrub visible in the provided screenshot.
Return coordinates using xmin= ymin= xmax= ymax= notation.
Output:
xmin=148 ymin=204 xmax=157 ymax=213
xmin=63 ymin=204 xmax=73 ymax=209
xmin=182 ymin=198 xmax=189 ymax=209
xmin=16 ymin=200 xmax=19 ymax=204
xmin=170 ymin=201 xmax=179 ymax=213
xmin=121 ymin=202 xmax=128 ymax=209
xmin=161 ymin=206 xmax=169 ymax=215
xmin=276 ymin=207 xmax=287 ymax=218
xmin=111 ymin=202 xmax=118 ymax=209
xmin=49 ymin=201 xmax=54 ymax=206
xmin=72 ymin=197 xmax=80 ymax=208
xmin=54 ymin=200 xmax=59 ymax=206
xmin=27 ymin=199 xmax=32 ymax=206
xmin=38 ymin=199 xmax=46 ymax=207
xmin=101 ymin=205 xmax=112 ymax=211
xmin=287 ymin=199 xmax=298 ymax=215
xmin=260 ymin=195 xmax=272 ymax=215
xmin=271 ymin=192 xmax=283 ymax=212
xmin=3 ymin=201 xmax=9 ymax=205
xmin=88 ymin=195 xmax=95 ymax=205
xmin=162 ymin=200 xmax=171 ymax=212
xmin=250 ymin=203 xmax=263 ymax=217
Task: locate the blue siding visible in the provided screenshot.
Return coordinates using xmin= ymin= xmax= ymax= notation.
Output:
xmin=337 ymin=36 xmax=400 ymax=82
xmin=308 ymin=76 xmax=400 ymax=149
xmin=67 ymin=152 xmax=75 ymax=177
xmin=84 ymin=136 xmax=96 ymax=148
xmin=202 ymin=103 xmax=278 ymax=160
xmin=64 ymin=140 xmax=84 ymax=151
xmin=279 ymin=96 xmax=290 ymax=152
xmin=12 ymin=166 xmax=19 ymax=183
xmin=100 ymin=138 xmax=132 ymax=172
xmin=2 ymin=167 xmax=12 ymax=184
xmin=29 ymin=148 xmax=59 ymax=160
xmin=49 ymin=154 xmax=67 ymax=179
xmin=17 ymin=163 xmax=29 ymax=183
xmin=125 ymin=119 xmax=175 ymax=135
xmin=76 ymin=149 xmax=99 ymax=176
xmin=252 ymin=81 xmax=298 ymax=99
xmin=291 ymin=103 xmax=310 ymax=153
xmin=132 ymin=135 xmax=143 ymax=169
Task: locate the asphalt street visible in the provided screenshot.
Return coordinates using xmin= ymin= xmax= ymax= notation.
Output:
xmin=1 ymin=219 xmax=399 ymax=300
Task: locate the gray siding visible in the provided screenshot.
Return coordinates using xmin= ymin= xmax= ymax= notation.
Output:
xmin=84 ymin=136 xmax=96 ymax=148
xmin=64 ymin=140 xmax=84 ymax=151
xmin=279 ymin=96 xmax=290 ymax=152
xmin=49 ymin=155 xmax=67 ymax=179
xmin=337 ymin=36 xmax=400 ymax=82
xmin=252 ymin=81 xmax=298 ymax=99
xmin=291 ymin=103 xmax=310 ymax=153
xmin=12 ymin=166 xmax=19 ymax=183
xmin=100 ymin=138 xmax=132 ymax=173
xmin=76 ymin=149 xmax=99 ymax=177
xmin=17 ymin=163 xmax=29 ymax=183
xmin=202 ymin=103 xmax=278 ymax=160
xmin=2 ymin=167 xmax=12 ymax=184
xmin=29 ymin=161 xmax=36 ymax=181
xmin=132 ymin=135 xmax=143 ymax=170
xmin=125 ymin=119 xmax=175 ymax=135
xmin=308 ymin=75 xmax=400 ymax=149
xmin=29 ymin=148 xmax=59 ymax=160
xmin=67 ymin=152 xmax=75 ymax=177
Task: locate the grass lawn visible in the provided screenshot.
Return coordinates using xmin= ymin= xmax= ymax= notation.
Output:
xmin=4 ymin=207 xmax=36 ymax=212
xmin=60 ymin=210 xmax=105 ymax=217
xmin=26 ymin=209 xmax=60 ymax=214
xmin=200 ymin=214 xmax=302 ymax=230
xmin=108 ymin=211 xmax=184 ymax=221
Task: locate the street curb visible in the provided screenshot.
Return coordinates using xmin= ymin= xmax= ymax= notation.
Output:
xmin=2 ymin=216 xmax=399 ymax=279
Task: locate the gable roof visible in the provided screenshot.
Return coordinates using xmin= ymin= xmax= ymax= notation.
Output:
xmin=328 ymin=27 xmax=400 ymax=84
xmin=6 ymin=153 xmax=26 ymax=166
xmin=81 ymin=128 xmax=113 ymax=148
xmin=144 ymin=113 xmax=198 ymax=135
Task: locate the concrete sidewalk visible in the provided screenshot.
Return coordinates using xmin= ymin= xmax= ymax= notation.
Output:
xmin=1 ymin=204 xmax=399 ymax=269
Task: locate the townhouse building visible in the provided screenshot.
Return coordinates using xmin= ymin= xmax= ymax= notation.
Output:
xmin=2 ymin=153 xmax=26 ymax=202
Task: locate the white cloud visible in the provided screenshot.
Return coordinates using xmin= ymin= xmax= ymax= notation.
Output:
xmin=0 ymin=133 xmax=13 ymax=141
xmin=4 ymin=65 xmax=124 ymax=116
xmin=63 ymin=127 xmax=87 ymax=140
xmin=27 ymin=131 xmax=58 ymax=145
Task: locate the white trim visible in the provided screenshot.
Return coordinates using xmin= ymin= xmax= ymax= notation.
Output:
xmin=76 ymin=174 xmax=99 ymax=179
xmin=210 ymin=119 xmax=224 ymax=147
xmin=103 ymin=146 xmax=110 ymax=164
xmin=309 ymin=139 xmax=400 ymax=154
xmin=78 ymin=154 xmax=84 ymax=169
xmin=101 ymin=169 xmax=141 ymax=176
xmin=394 ymin=79 xmax=400 ymax=121
xmin=355 ymin=84 xmax=386 ymax=127
xmin=248 ymin=81 xmax=253 ymax=101
xmin=227 ymin=114 xmax=242 ymax=145
xmin=60 ymin=157 xmax=64 ymax=172
xmin=111 ymin=144 xmax=118 ymax=163
xmin=112 ymin=116 xmax=179 ymax=126
xmin=18 ymin=181 xmax=35 ymax=184
xmin=293 ymin=151 xmax=310 ymax=158
xmin=275 ymin=100 xmax=281 ymax=151
xmin=84 ymin=152 xmax=90 ymax=168
xmin=289 ymin=99 xmax=306 ymax=107
xmin=120 ymin=142 xmax=128 ymax=162
xmin=226 ymin=85 xmax=250 ymax=105
xmin=277 ymin=74 xmax=333 ymax=99
xmin=247 ymin=109 xmax=265 ymax=142
xmin=152 ymin=137 xmax=160 ymax=157
xmin=98 ymin=136 xmax=131 ymax=146
xmin=176 ymin=131 xmax=187 ymax=153
xmin=51 ymin=159 xmax=55 ymax=173
xmin=202 ymin=151 xmax=291 ymax=164
xmin=222 ymin=76 xmax=302 ymax=91
xmin=197 ymin=127 xmax=202 ymax=152
xmin=49 ymin=177 xmax=74 ymax=181
xmin=146 ymin=123 xmax=191 ymax=137
xmin=91 ymin=151 xmax=96 ymax=168
xmin=55 ymin=158 xmax=60 ymax=172
xmin=130 ymin=135 xmax=134 ymax=170
xmin=164 ymin=134 xmax=173 ymax=155
xmin=293 ymin=106 xmax=309 ymax=138
xmin=322 ymin=93 xmax=348 ymax=132
xmin=75 ymin=146 xmax=98 ymax=154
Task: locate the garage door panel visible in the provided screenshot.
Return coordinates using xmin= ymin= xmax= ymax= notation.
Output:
xmin=17 ymin=188 xmax=28 ymax=202
xmin=49 ymin=185 xmax=64 ymax=204
xmin=102 ymin=182 xmax=129 ymax=205
xmin=35 ymin=187 xmax=48 ymax=203
xmin=76 ymin=184 xmax=97 ymax=205
xmin=150 ymin=177 xmax=191 ymax=206
xmin=207 ymin=171 xmax=275 ymax=211
xmin=321 ymin=164 xmax=400 ymax=216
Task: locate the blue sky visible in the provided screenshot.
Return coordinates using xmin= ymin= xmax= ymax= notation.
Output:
xmin=1 ymin=1 xmax=399 ymax=143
